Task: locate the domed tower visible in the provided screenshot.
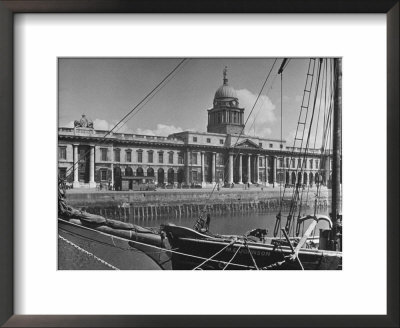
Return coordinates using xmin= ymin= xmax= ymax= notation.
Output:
xmin=207 ymin=67 xmax=245 ymax=134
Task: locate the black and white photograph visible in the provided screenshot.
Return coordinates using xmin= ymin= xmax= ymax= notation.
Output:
xmin=57 ymin=57 xmax=342 ymax=270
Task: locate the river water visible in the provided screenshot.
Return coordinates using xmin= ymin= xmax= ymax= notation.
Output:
xmin=98 ymin=206 xmax=331 ymax=237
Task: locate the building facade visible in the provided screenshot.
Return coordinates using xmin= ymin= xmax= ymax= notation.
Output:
xmin=58 ymin=70 xmax=332 ymax=189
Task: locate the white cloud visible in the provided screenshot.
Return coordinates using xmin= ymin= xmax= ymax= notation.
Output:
xmin=135 ymin=124 xmax=185 ymax=136
xmin=236 ymin=89 xmax=276 ymax=137
xmin=93 ymin=118 xmax=134 ymax=134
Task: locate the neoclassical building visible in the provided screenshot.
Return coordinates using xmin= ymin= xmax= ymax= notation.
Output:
xmin=58 ymin=69 xmax=331 ymax=189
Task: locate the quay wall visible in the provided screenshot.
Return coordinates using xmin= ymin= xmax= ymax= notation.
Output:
xmin=66 ymin=188 xmax=329 ymax=207
xmin=66 ymin=188 xmax=331 ymax=221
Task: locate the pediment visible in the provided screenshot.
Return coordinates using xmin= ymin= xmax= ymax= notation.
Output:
xmin=236 ymin=139 xmax=260 ymax=149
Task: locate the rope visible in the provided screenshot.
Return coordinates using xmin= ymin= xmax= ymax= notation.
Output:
xmin=200 ymin=59 xmax=278 ymax=213
xmin=222 ymin=245 xmax=243 ymax=270
xmin=60 ymin=227 xmax=256 ymax=269
xmin=59 ymin=234 xmax=119 ymax=270
xmin=192 ymin=238 xmax=237 ymax=270
xmin=244 ymin=240 xmax=259 ymax=270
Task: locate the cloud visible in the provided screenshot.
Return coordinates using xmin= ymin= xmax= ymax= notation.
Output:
xmin=236 ymin=89 xmax=276 ymax=137
xmin=65 ymin=121 xmax=74 ymax=128
xmin=135 ymin=124 xmax=185 ymax=136
xmin=93 ymin=118 xmax=134 ymax=134
xmin=66 ymin=117 xmax=187 ymax=137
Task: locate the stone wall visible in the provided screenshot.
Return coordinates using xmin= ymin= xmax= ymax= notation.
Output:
xmin=66 ymin=188 xmax=330 ymax=207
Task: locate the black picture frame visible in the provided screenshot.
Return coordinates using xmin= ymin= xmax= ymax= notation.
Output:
xmin=0 ymin=1 xmax=398 ymax=327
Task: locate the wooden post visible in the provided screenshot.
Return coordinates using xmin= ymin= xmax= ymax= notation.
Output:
xmin=332 ymin=58 xmax=342 ymax=252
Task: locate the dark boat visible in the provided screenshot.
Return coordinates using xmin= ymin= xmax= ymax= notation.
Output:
xmin=162 ymin=214 xmax=341 ymax=270
xmin=58 ymin=218 xmax=172 ymax=270
xmin=58 ymin=180 xmax=172 ymax=270
xmin=162 ymin=58 xmax=343 ymax=270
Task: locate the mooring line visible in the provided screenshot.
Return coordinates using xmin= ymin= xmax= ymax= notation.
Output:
xmin=58 ymin=234 xmax=119 ymax=270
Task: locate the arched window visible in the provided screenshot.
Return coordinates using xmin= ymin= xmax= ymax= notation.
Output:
xmin=136 ymin=167 xmax=144 ymax=177
xmin=309 ymin=173 xmax=314 ymax=186
xmin=125 ymin=167 xmax=133 ymax=176
xmin=167 ymin=168 xmax=174 ymax=184
xmin=177 ymin=168 xmax=185 ymax=183
xmin=157 ymin=168 xmax=164 ymax=185
xmin=291 ymin=172 xmax=296 ymax=185
xmin=297 ymin=172 xmax=302 ymax=185
xmin=147 ymin=167 xmax=154 ymax=177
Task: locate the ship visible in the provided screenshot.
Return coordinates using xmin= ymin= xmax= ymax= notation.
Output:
xmin=162 ymin=58 xmax=343 ymax=270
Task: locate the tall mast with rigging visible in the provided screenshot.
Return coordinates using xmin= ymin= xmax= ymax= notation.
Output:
xmin=331 ymin=58 xmax=342 ymax=251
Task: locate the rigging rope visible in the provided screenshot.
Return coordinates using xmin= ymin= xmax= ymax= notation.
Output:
xmin=287 ymin=59 xmax=326 ymax=237
xmin=199 ymin=59 xmax=278 ymax=216
xmin=192 ymin=238 xmax=237 ymax=270
xmin=60 ymin=227 xmax=257 ymax=269
xmin=222 ymin=245 xmax=243 ymax=270
xmin=59 ymin=234 xmax=119 ymax=270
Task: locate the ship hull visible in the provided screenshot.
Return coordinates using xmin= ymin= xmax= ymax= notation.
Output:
xmin=163 ymin=225 xmax=341 ymax=270
xmin=58 ymin=219 xmax=172 ymax=270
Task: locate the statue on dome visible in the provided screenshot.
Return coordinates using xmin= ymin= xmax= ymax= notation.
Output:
xmin=74 ymin=114 xmax=94 ymax=129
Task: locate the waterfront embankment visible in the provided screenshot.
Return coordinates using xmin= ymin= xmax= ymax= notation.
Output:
xmin=66 ymin=186 xmax=331 ymax=221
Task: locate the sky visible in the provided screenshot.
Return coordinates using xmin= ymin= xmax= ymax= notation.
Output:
xmin=59 ymin=58 xmax=334 ymax=147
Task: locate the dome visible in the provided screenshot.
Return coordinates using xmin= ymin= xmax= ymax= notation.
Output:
xmin=214 ymin=66 xmax=238 ymax=100
xmin=214 ymin=84 xmax=237 ymax=99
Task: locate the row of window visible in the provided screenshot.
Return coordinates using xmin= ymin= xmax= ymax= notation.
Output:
xmin=101 ymin=149 xmax=179 ymax=164
xmin=191 ymin=137 xmax=283 ymax=149
xmin=192 ymin=136 xmax=224 ymax=145
xmin=258 ymin=143 xmax=284 ymax=149
xmin=59 ymin=146 xmax=322 ymax=169
xmin=281 ymin=158 xmax=319 ymax=169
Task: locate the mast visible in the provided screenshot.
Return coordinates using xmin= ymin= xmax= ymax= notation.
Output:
xmin=331 ymin=58 xmax=342 ymax=251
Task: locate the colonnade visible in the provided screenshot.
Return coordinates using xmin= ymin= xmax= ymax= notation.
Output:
xmin=185 ymin=150 xmax=279 ymax=186
xmin=72 ymin=144 xmax=96 ymax=188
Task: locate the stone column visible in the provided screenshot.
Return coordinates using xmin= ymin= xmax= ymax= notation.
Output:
xmin=228 ymin=153 xmax=234 ymax=184
xmin=186 ymin=150 xmax=190 ymax=185
xmin=110 ymin=146 xmax=114 ymax=189
xmin=238 ymin=153 xmax=243 ymax=184
xmin=247 ymin=155 xmax=251 ymax=184
xmin=111 ymin=163 xmax=114 ymax=187
xmin=211 ymin=152 xmax=216 ymax=184
xmin=256 ymin=155 xmax=260 ymax=184
xmin=201 ymin=152 xmax=206 ymax=187
xmin=72 ymin=144 xmax=80 ymax=188
xmin=265 ymin=155 xmax=269 ymax=186
xmin=88 ymin=145 xmax=96 ymax=188
xmin=273 ymin=156 xmax=277 ymax=187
